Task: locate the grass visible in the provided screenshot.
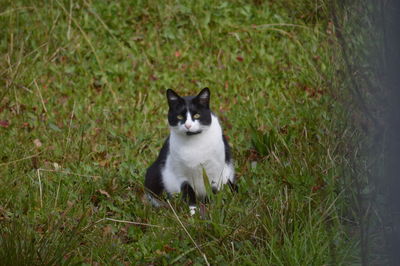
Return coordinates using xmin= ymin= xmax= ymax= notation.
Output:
xmin=0 ymin=0 xmax=357 ymax=264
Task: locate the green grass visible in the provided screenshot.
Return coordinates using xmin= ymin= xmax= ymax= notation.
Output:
xmin=0 ymin=0 xmax=356 ymax=264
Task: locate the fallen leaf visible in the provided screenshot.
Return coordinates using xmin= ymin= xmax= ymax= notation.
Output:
xmin=155 ymin=249 xmax=166 ymax=255
xmin=184 ymin=259 xmax=193 ymax=266
xmin=53 ymin=162 xmax=61 ymax=170
xmin=312 ymin=185 xmax=322 ymax=192
xmin=35 ymin=225 xmax=45 ymax=234
xmin=92 ymin=175 xmax=101 ymax=181
xmin=98 ymin=189 xmax=110 ymax=198
xmin=90 ymin=195 xmax=99 ymax=205
xmin=0 ymin=120 xmax=10 ymax=128
xmin=163 ymin=245 xmax=176 ymax=253
xmin=34 ymin=139 xmax=42 ymax=148
xmin=103 ymin=225 xmax=113 ymax=236
xmin=31 ymin=157 xmax=39 ymax=169
xmin=99 ymin=160 xmax=109 ymax=167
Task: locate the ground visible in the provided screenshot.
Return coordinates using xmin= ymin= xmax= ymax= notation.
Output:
xmin=0 ymin=1 xmax=357 ymax=264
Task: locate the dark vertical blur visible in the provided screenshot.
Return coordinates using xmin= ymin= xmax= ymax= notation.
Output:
xmin=380 ymin=1 xmax=400 ymax=265
xmin=332 ymin=0 xmax=400 ymax=264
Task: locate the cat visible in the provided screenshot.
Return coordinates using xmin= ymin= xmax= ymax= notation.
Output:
xmin=144 ymin=87 xmax=237 ymax=215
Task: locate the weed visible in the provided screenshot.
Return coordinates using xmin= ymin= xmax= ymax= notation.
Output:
xmin=0 ymin=0 xmax=356 ymax=264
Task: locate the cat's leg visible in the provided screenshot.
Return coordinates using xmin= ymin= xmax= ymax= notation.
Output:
xmin=184 ymin=168 xmax=208 ymax=214
xmin=181 ymin=181 xmax=197 ymax=215
xmin=162 ymin=167 xmax=184 ymax=194
xmin=206 ymin=161 xmax=236 ymax=193
xmin=227 ymin=179 xmax=238 ymax=193
xmin=145 ymin=164 xmax=166 ymax=207
xmin=226 ymin=163 xmax=238 ymax=193
xmin=191 ymin=168 xmax=207 ymax=199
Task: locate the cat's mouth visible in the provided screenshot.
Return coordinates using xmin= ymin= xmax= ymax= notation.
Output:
xmin=186 ymin=130 xmax=202 ymax=136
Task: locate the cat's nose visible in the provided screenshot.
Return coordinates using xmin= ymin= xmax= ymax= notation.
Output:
xmin=185 ymin=123 xmax=192 ymax=129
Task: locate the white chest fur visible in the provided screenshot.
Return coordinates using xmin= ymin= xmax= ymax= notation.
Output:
xmin=162 ymin=115 xmax=229 ymax=196
xmin=170 ymin=116 xmax=223 ymax=167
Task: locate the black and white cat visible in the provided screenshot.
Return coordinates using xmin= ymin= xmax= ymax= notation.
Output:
xmin=144 ymin=88 xmax=237 ymax=215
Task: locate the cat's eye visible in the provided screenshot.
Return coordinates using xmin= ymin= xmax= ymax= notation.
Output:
xmin=177 ymin=115 xmax=184 ymax=120
xmin=193 ymin=114 xmax=200 ymax=119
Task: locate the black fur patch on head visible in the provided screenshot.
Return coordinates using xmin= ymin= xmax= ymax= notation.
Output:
xmin=166 ymin=88 xmax=212 ymax=127
xmin=193 ymin=87 xmax=210 ymax=108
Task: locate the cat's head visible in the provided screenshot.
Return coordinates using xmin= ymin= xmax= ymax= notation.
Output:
xmin=166 ymin=88 xmax=212 ymax=136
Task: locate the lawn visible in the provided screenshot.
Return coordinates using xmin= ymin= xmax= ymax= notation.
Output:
xmin=0 ymin=0 xmax=356 ymax=264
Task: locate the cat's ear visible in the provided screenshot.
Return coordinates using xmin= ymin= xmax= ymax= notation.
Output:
xmin=166 ymin=89 xmax=182 ymax=107
xmin=195 ymin=87 xmax=210 ymax=107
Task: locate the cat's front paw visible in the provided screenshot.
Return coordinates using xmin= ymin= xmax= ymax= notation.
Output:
xmin=211 ymin=181 xmax=219 ymax=194
xmin=146 ymin=193 xmax=167 ymax=208
xmin=189 ymin=206 xmax=197 ymax=216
